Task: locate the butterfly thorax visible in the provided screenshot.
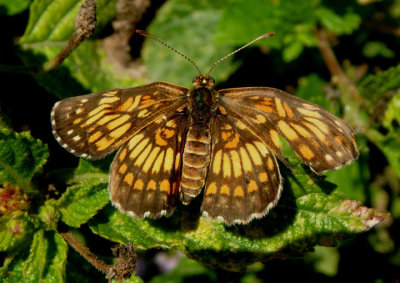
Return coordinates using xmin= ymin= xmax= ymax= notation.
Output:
xmin=180 ymin=76 xmax=215 ymax=204
xmin=187 ymin=76 xmax=217 ymax=122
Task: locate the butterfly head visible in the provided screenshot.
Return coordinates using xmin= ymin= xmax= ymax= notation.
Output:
xmin=192 ymin=75 xmax=215 ymax=90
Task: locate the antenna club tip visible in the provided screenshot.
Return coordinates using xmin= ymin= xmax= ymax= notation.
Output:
xmin=261 ymin=32 xmax=275 ymax=38
xmin=136 ymin=29 xmax=146 ymax=35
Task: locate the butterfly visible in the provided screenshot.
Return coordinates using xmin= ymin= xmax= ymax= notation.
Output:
xmin=51 ymin=30 xmax=358 ymax=225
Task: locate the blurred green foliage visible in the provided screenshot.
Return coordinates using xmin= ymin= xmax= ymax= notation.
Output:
xmin=0 ymin=0 xmax=399 ymax=282
xmin=0 ymin=0 xmax=30 ymax=16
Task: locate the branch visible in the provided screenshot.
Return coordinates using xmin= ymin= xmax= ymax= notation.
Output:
xmin=59 ymin=231 xmax=111 ymax=274
xmin=60 ymin=230 xmax=136 ymax=282
xmin=41 ymin=0 xmax=97 ymax=72
xmin=314 ymin=28 xmax=360 ymax=103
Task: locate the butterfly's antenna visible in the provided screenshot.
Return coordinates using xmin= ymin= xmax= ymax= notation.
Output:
xmin=206 ymin=32 xmax=275 ymax=77
xmin=136 ymin=30 xmax=202 ymax=76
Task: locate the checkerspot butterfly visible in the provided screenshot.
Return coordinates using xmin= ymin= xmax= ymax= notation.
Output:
xmin=51 ymin=30 xmax=358 ymax=225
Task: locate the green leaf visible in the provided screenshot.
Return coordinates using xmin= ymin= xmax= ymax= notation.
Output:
xmin=372 ymin=93 xmax=400 ymax=177
xmin=20 ymin=0 xmax=81 ymax=44
xmin=0 ymin=129 xmax=49 ymax=189
xmin=19 ymin=0 xmax=139 ymax=99
xmin=143 ymin=0 xmax=237 ymax=87
xmin=112 ymin=274 xmax=144 ymax=283
xmin=360 ymin=69 xmax=400 ymax=176
xmin=359 ymin=64 xmax=400 ymax=107
xmin=92 ymin=0 xmax=118 ymax=34
xmin=368 ymin=225 xmax=395 ymax=255
xmin=57 ymin=182 xmax=109 ymax=227
xmin=217 ymin=0 xmax=317 ymax=44
xmin=0 ymin=212 xmax=37 ymax=252
xmin=315 ymin=7 xmax=361 ymax=35
xmin=325 ymin=136 xmax=370 ymax=202
xmin=20 ymin=0 xmax=116 ymax=44
xmin=0 ymin=0 xmax=30 ymax=16
xmin=382 ymin=92 xmax=400 ymax=133
xmin=304 ymin=246 xmax=339 ymax=276
xmin=0 ymin=105 xmax=12 ymax=130
xmin=23 ymin=230 xmax=68 ymax=282
xmin=89 ymin=155 xmax=388 ymax=271
xmin=366 ymin=129 xmax=400 ymax=177
xmin=20 ymin=39 xmax=140 ymax=99
xmin=0 ymin=252 xmax=28 ymax=282
xmin=282 ymin=41 xmax=304 ymax=63
xmin=56 ymin=159 xmax=109 ymax=227
xmin=68 ymin=158 xmax=109 ymax=183
xmin=295 ymin=74 xmax=330 ymax=109
xmin=391 ymin=195 xmax=400 ymax=219
xmin=216 ymin=0 xmax=318 ymax=61
xmin=38 ymin=199 xmax=60 ymax=231
xmin=149 ymin=255 xmax=216 ymax=283
xmin=216 ymin=0 xmax=280 ymax=45
xmin=363 ymin=41 xmax=395 ymax=59
xmin=1 ymin=230 xmax=68 ymax=282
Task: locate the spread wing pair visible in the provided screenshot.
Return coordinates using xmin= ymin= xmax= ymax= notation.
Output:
xmin=52 ymin=82 xmax=358 ymax=225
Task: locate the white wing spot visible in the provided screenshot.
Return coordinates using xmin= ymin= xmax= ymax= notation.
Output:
xmin=216 ymin=216 xmax=225 ymax=222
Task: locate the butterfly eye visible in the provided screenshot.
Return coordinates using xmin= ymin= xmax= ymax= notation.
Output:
xmin=192 ymin=76 xmax=199 ymax=83
xmin=209 ymin=77 xmax=215 ymax=84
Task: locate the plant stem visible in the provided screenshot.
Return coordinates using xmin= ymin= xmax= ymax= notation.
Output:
xmin=59 ymin=230 xmax=137 ymax=281
xmin=59 ymin=231 xmax=111 ymax=274
xmin=41 ymin=0 xmax=97 ymax=72
xmin=314 ymin=28 xmax=360 ymax=103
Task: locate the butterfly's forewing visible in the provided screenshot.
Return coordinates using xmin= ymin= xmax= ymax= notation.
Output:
xmin=218 ymin=87 xmax=358 ymax=174
xmin=109 ymin=114 xmax=187 ymax=218
xmin=202 ymin=115 xmax=282 ymax=225
xmin=51 ymin=82 xmax=188 ymax=159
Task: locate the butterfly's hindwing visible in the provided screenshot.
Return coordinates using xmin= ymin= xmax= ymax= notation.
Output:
xmin=109 ymin=114 xmax=187 ymax=218
xmin=202 ymin=115 xmax=282 ymax=225
xmin=51 ymin=82 xmax=188 ymax=160
xmin=218 ymin=87 xmax=358 ymax=174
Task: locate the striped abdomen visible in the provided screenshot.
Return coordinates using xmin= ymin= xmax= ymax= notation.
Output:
xmin=180 ymin=121 xmax=211 ymax=204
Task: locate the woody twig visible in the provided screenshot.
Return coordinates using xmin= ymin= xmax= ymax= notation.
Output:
xmin=314 ymin=28 xmax=360 ymax=103
xmin=41 ymin=0 xmax=97 ymax=72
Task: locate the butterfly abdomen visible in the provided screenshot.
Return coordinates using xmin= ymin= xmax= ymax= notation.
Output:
xmin=180 ymin=120 xmax=211 ymax=204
